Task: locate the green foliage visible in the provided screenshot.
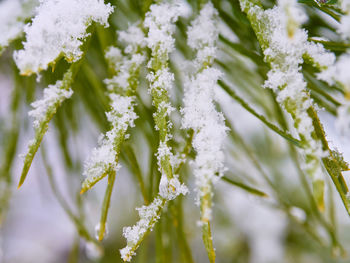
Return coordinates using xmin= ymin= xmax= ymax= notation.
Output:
xmin=2 ymin=0 xmax=350 ymax=263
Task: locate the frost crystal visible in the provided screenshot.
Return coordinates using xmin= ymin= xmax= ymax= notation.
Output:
xmin=118 ymin=24 xmax=146 ymax=54
xmin=182 ymin=2 xmax=227 ymax=223
xmin=0 ymin=0 xmax=38 ymax=54
xmin=159 ymin=175 xmax=188 ymax=200
xmin=14 ymin=0 xmax=114 ymax=75
xmin=304 ymin=41 xmax=335 ymax=70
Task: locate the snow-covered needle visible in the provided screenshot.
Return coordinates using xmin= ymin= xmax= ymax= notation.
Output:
xmin=81 ymin=93 xmax=137 ymax=193
xmin=14 ymin=0 xmax=113 ymax=76
xmin=18 ymin=69 xmax=74 ymax=188
xmin=120 ymin=2 xmax=189 ymax=261
xmin=182 ymin=3 xmax=227 ymax=262
xmin=240 ymin=0 xmax=330 ymax=210
xmin=17 ymin=0 xmax=114 ymax=188
xmin=82 ymin=24 xmax=145 ymax=194
xmin=120 ymin=179 xmax=188 ymax=262
xmin=82 ymin=24 xmax=145 ymax=242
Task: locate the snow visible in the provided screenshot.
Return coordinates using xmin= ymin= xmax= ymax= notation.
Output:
xmin=14 ymin=0 xmax=114 ymax=75
xmin=120 ymin=197 xmax=164 ymax=262
xmin=120 ymin=3 xmax=190 ymax=261
xmin=82 ymin=92 xmax=137 ymax=191
xmin=144 ymin=1 xmax=185 ymax=56
xmin=29 ymin=80 xmax=73 ymax=129
xmin=241 ymin=0 xmax=326 ymax=181
xmin=0 ymin=0 xmax=38 ymax=53
xmin=82 ymin=23 xmax=145 ymax=192
xmin=182 ymin=2 xmax=227 ymax=223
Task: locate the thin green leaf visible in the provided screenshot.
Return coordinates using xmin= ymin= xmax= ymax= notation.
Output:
xmin=41 ymin=145 xmax=100 ymax=246
xmin=308 ymin=107 xmax=350 ymax=216
xmin=202 ymin=219 xmax=215 ymax=263
xmin=122 ymin=145 xmax=149 ymax=204
xmin=97 ymin=171 xmax=116 ymax=241
xmin=18 ymin=68 xmax=75 ymax=188
xmin=219 ymin=80 xmax=303 ymax=148
xmin=222 ymin=175 xmax=268 ymax=197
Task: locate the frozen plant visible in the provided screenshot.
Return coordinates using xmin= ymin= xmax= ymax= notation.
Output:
xmin=182 ymin=2 xmax=227 ymax=262
xmin=2 ymin=0 xmax=350 ymax=262
xmin=239 ymin=0 xmax=339 ymax=210
xmin=18 ymin=69 xmax=74 ymax=188
xmin=14 ymin=0 xmax=113 ymax=75
xmin=81 ymin=24 xmax=145 ymax=241
xmin=119 ymin=2 xmax=189 ymax=261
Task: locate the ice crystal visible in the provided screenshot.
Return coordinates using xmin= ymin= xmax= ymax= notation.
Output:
xmin=159 ymin=175 xmax=188 ymax=200
xmin=304 ymin=41 xmax=335 ymax=70
xmin=118 ymin=24 xmax=146 ymax=54
xmin=14 ymin=0 xmax=114 ymax=75
xmin=105 ymin=52 xmax=145 ymax=92
xmin=318 ymin=53 xmax=350 ymax=88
